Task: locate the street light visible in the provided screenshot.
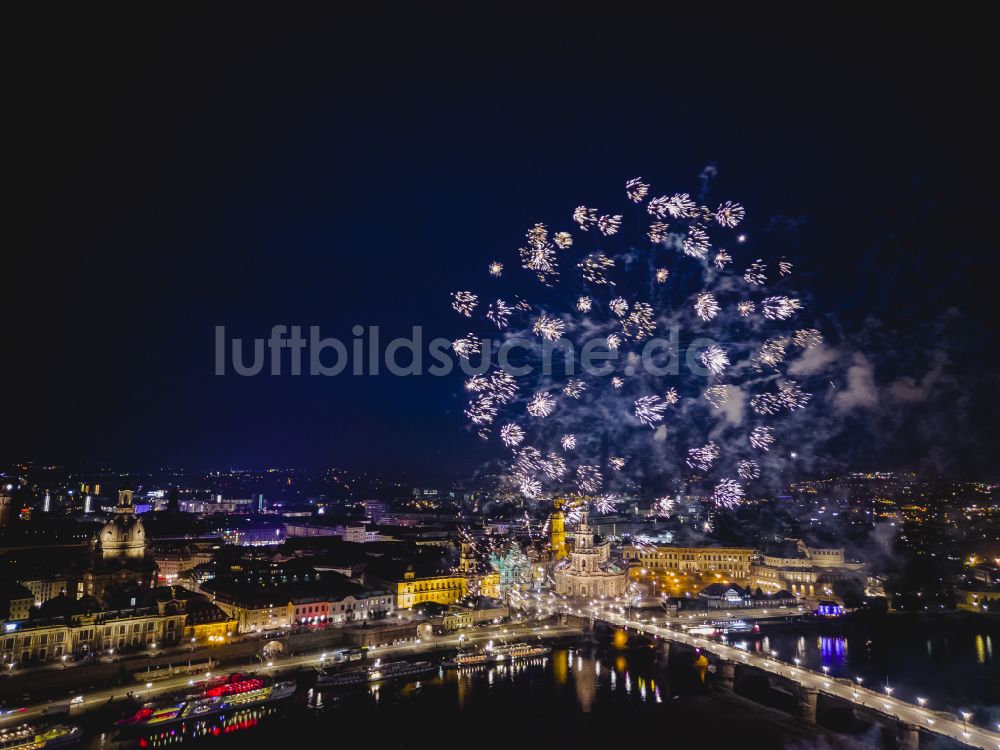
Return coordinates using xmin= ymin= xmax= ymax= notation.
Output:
xmin=916 ymin=697 xmax=926 ymax=707
xmin=821 ymin=666 xmax=829 ymax=675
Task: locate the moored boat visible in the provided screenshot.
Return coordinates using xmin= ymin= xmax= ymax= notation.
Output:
xmin=315 ymin=659 xmax=435 ymax=687
xmin=0 ymin=723 xmax=81 ymax=750
xmin=443 ymin=642 xmax=551 ymax=668
xmin=115 ymin=674 xmax=296 ymax=738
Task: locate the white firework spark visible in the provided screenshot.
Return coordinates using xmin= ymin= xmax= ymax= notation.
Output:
xmin=606 ymin=333 xmax=622 ymax=351
xmin=635 ymin=396 xmax=667 ymax=427
xmin=775 ymin=379 xmax=811 ymax=411
xmin=527 ymin=391 xmax=556 ymax=417
xmin=563 ymin=379 xmax=587 ymax=399
xmin=712 ymin=478 xmax=744 ymax=508
xmin=489 ymin=261 xmax=504 ymax=277
xmin=686 ymin=440 xmax=720 ymax=472
xmin=593 ymin=494 xmax=621 ymax=513
xmin=743 ymin=260 xmax=767 ymax=286
xmin=625 ymin=177 xmax=649 ymax=203
xmin=554 ymin=231 xmax=573 ymax=249
xmin=598 ymin=214 xmax=623 ymax=236
xmin=646 ymin=196 xmax=671 ymax=220
xmin=576 ymin=465 xmax=603 ymax=494
xmin=611 ymin=376 xmax=624 ymax=389
xmin=609 ymin=297 xmax=629 ymax=317
xmin=648 ymin=222 xmax=670 ymax=243
xmin=713 ymin=249 xmax=732 ymax=269
xmin=792 ymin=328 xmax=822 ymax=349
xmin=561 ymin=434 xmax=576 ymax=451
xmin=499 ymin=423 xmax=525 ymax=447
xmin=700 ymin=344 xmax=730 ymax=376
xmin=779 ymin=258 xmax=793 ymax=276
xmin=756 ymin=337 xmax=789 ymax=369
xmin=519 ymin=476 xmax=542 ymax=499
xmin=608 ymin=456 xmax=626 ymax=471
xmin=762 ymin=295 xmax=802 ymax=320
xmin=576 ymin=295 xmax=592 ymax=312
xmin=737 ymin=300 xmax=755 ymax=317
xmin=714 ymin=201 xmax=745 ymax=228
xmin=694 ymin=292 xmax=720 ymax=321
xmin=704 ymin=384 xmax=731 ymax=409
xmin=572 ymin=206 xmax=599 ymax=230
xmin=486 ymin=299 xmax=514 ymax=329
xmin=541 ymin=452 xmax=568 ymax=481
xmin=666 ymin=193 xmax=698 ymax=219
xmin=655 ymin=267 xmax=669 ymax=283
xmin=532 ymin=313 xmax=565 ymax=341
xmin=452 ymin=291 xmax=478 ymax=316
xmin=664 ymin=387 xmax=679 ymax=405
xmin=749 ymin=425 xmax=776 ymax=451
xmin=486 ymin=370 xmax=518 ymax=404
xmin=653 ymin=496 xmax=675 ymax=517
xmin=682 ymin=225 xmax=710 ymax=259
xmin=465 ymin=394 xmax=496 ymax=426
xmin=622 ymin=302 xmax=656 ymax=341
xmin=578 ymin=253 xmax=616 ymax=285
xmin=452 ymin=333 xmax=481 ymax=358
xmin=520 ymin=242 xmax=559 ymax=284
xmin=737 ymin=459 xmax=761 ymax=480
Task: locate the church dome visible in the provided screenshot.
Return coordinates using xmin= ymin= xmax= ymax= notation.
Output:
xmin=97 ymin=489 xmax=147 ymax=560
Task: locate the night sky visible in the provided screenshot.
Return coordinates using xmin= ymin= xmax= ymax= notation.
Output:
xmin=8 ymin=7 xmax=998 ymax=479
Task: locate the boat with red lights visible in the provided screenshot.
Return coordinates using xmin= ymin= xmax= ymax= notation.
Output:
xmin=114 ymin=674 xmax=296 ymax=741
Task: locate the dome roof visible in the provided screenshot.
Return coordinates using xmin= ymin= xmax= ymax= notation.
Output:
xmin=97 ymin=489 xmax=146 ymax=559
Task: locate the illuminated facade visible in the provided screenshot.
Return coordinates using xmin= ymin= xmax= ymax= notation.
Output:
xmin=553 ymin=510 xmax=628 ymax=599
xmin=0 ymin=602 xmax=186 ymax=664
xmin=749 ymin=540 xmax=864 ymax=598
xmin=622 ymin=544 xmax=754 ymax=579
xmin=387 ymin=566 xmax=467 ymax=609
xmin=550 ymin=501 xmax=568 ymax=560
xmin=96 ymin=490 xmax=146 ymax=561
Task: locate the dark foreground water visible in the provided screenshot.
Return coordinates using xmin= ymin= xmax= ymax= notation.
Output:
xmin=81 ymin=643 xmax=842 ymax=750
xmin=720 ymin=614 xmax=998 ymax=727
xmin=74 ymin=615 xmax=998 ymax=750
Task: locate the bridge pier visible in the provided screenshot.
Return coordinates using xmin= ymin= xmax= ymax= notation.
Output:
xmin=716 ymin=659 xmax=735 ymax=692
xmin=658 ymin=640 xmax=670 ymax=661
xmin=797 ymin=686 xmax=819 ymax=724
xmin=896 ymin=723 xmax=919 ymax=750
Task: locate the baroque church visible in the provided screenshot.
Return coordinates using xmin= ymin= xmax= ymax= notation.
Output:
xmin=81 ymin=488 xmax=156 ymax=602
xmin=553 ymin=508 xmax=628 ymax=599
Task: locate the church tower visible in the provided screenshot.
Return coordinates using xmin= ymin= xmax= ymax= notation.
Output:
xmin=550 ymin=499 xmax=567 ymax=560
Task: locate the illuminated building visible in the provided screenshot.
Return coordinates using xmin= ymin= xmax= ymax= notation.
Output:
xmin=458 ymin=542 xmax=500 ymax=599
xmin=622 ymin=544 xmax=754 ymax=579
xmin=201 ymin=574 xmax=393 ymax=633
xmin=553 ymin=509 xmax=628 ymax=599
xmin=373 ymin=564 xmax=468 ymax=609
xmin=97 ymin=490 xmax=146 ymax=561
xmin=0 ymin=592 xmax=188 ymax=663
xmin=749 ymin=539 xmax=864 ymax=598
xmin=0 ymin=485 xmax=12 ymax=527
xmin=0 ymin=582 xmax=34 ymax=622
xmin=550 ymin=500 xmax=568 ymax=560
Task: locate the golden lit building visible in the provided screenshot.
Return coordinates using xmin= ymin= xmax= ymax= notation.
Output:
xmin=622 ymin=544 xmax=754 ymax=579
xmin=386 ymin=566 xmax=467 ymax=609
xmin=550 ymin=500 xmax=568 ymax=560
